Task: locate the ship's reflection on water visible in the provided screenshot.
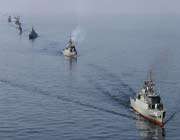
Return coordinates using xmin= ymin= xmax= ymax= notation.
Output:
xmin=135 ymin=115 xmax=166 ymax=140
xmin=64 ymin=56 xmax=77 ymax=71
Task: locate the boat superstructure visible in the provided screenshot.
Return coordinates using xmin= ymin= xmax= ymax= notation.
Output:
xmin=63 ymin=36 xmax=77 ymax=57
xmin=29 ymin=27 xmax=38 ymax=40
xmin=14 ymin=16 xmax=21 ymax=26
xmin=8 ymin=16 xmax=12 ymax=23
xmin=130 ymin=71 xmax=166 ymax=127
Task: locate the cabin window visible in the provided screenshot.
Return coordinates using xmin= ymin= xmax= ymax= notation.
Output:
xmin=156 ymin=104 xmax=163 ymax=110
xmin=152 ymin=104 xmax=155 ymax=109
xmin=151 ymin=96 xmax=161 ymax=104
xmin=148 ymin=96 xmax=161 ymax=105
xmin=138 ymin=95 xmax=140 ymax=99
xmin=149 ymin=104 xmax=153 ymax=109
xmin=163 ymin=112 xmax=166 ymax=118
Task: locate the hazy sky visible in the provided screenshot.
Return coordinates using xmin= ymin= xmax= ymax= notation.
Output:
xmin=0 ymin=0 xmax=180 ymax=16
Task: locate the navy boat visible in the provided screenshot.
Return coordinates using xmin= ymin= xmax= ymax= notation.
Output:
xmin=8 ymin=16 xmax=12 ymax=23
xmin=18 ymin=25 xmax=23 ymax=34
xmin=14 ymin=17 xmax=21 ymax=26
xmin=29 ymin=28 xmax=38 ymax=40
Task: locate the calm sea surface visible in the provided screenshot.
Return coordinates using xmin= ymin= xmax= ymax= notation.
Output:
xmin=0 ymin=14 xmax=180 ymax=140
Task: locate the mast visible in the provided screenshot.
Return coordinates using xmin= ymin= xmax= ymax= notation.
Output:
xmin=149 ymin=69 xmax=153 ymax=81
xmin=70 ymin=33 xmax=72 ymax=41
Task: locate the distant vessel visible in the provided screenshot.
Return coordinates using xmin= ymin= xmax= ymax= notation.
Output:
xmin=18 ymin=25 xmax=23 ymax=34
xmin=14 ymin=17 xmax=21 ymax=26
xmin=8 ymin=16 xmax=11 ymax=23
xmin=62 ymin=36 xmax=77 ymax=57
xmin=29 ymin=27 xmax=38 ymax=40
xmin=130 ymin=71 xmax=166 ymax=127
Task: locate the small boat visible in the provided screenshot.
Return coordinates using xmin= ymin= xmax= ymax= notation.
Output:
xmin=8 ymin=16 xmax=11 ymax=23
xmin=18 ymin=25 xmax=23 ymax=34
xmin=14 ymin=17 xmax=21 ymax=26
xmin=62 ymin=36 xmax=77 ymax=57
xmin=130 ymin=71 xmax=166 ymax=127
xmin=29 ymin=27 xmax=38 ymax=40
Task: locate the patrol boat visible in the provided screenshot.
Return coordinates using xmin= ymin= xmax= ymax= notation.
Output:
xmin=18 ymin=25 xmax=23 ymax=34
xmin=14 ymin=17 xmax=21 ymax=26
xmin=29 ymin=27 xmax=38 ymax=40
xmin=62 ymin=36 xmax=77 ymax=57
xmin=130 ymin=71 xmax=166 ymax=127
xmin=8 ymin=16 xmax=12 ymax=23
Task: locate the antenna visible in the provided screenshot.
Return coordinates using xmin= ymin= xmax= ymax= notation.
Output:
xmin=70 ymin=32 xmax=72 ymax=40
xmin=150 ymin=69 xmax=153 ymax=81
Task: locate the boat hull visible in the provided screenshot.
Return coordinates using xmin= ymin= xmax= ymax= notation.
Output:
xmin=29 ymin=34 xmax=38 ymax=40
xmin=130 ymin=98 xmax=165 ymax=127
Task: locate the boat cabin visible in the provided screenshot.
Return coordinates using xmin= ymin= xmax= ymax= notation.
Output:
xmin=147 ymin=95 xmax=163 ymax=110
xmin=29 ymin=28 xmax=38 ymax=40
xmin=147 ymin=95 xmax=160 ymax=104
xmin=66 ymin=38 xmax=77 ymax=53
xmin=70 ymin=46 xmax=76 ymax=53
